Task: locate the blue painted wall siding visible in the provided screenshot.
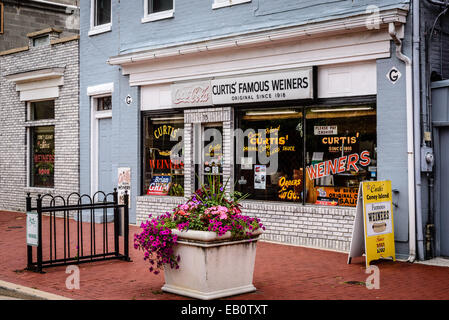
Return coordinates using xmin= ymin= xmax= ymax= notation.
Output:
xmin=118 ymin=0 xmax=409 ymax=54
xmin=80 ymin=0 xmax=412 ymax=246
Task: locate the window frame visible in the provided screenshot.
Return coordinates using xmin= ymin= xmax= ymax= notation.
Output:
xmin=142 ymin=0 xmax=175 ymax=24
xmin=89 ymin=0 xmax=112 ymax=36
xmin=212 ymin=0 xmax=251 ymax=10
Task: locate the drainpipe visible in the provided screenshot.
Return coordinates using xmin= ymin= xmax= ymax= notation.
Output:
xmin=388 ymin=23 xmax=416 ymax=263
xmin=412 ymin=0 xmax=425 ymax=261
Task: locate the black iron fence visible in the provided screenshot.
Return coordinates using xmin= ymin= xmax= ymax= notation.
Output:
xmin=26 ymin=189 xmax=131 ymax=273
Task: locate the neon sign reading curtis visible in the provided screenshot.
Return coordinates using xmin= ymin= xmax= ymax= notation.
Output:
xmin=306 ymin=151 xmax=371 ymax=180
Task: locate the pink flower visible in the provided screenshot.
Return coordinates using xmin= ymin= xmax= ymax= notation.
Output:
xmin=217 ymin=206 xmax=229 ymax=213
xmin=219 ymin=212 xmax=228 ymax=220
xmin=232 ymin=207 xmax=241 ymax=214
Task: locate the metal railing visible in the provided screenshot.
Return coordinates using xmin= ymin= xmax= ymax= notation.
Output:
xmin=26 ymin=189 xmax=131 ymax=273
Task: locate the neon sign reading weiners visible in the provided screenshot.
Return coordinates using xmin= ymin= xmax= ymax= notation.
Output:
xmin=306 ymin=151 xmax=371 ymax=180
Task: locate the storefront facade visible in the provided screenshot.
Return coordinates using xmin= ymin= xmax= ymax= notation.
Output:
xmin=81 ymin=0 xmax=413 ymax=257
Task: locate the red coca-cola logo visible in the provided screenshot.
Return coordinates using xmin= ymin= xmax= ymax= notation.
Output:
xmin=174 ymin=86 xmax=210 ymax=105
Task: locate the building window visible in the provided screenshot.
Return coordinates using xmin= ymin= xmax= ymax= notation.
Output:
xmin=235 ymin=105 xmax=377 ymax=207
xmin=212 ymin=0 xmax=251 ymax=10
xmin=96 ymin=96 xmax=112 ymax=111
xmin=0 ymin=2 xmax=4 ymax=34
xmin=142 ymin=114 xmax=184 ymax=196
xmin=33 ymin=35 xmax=50 ymax=47
xmin=235 ymin=109 xmax=304 ymax=202
xmin=89 ymin=0 xmax=112 ymax=36
xmin=304 ymin=106 xmax=376 ymax=207
xmin=142 ymin=0 xmax=174 ymax=23
xmin=28 ymin=100 xmax=55 ymax=121
xmin=94 ymin=0 xmax=111 ymax=26
xmin=30 ymin=126 xmax=55 ymax=188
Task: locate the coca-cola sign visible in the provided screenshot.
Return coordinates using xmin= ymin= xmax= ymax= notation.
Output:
xmin=172 ymin=81 xmax=212 ymax=107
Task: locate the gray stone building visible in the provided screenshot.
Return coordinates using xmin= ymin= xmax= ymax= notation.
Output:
xmin=0 ymin=0 xmax=79 ymax=52
xmin=0 ymin=28 xmax=79 ymax=212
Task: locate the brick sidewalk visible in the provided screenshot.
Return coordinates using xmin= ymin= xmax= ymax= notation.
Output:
xmin=1 ymin=210 xmax=449 ymax=300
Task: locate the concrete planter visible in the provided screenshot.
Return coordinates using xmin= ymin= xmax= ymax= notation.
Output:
xmin=161 ymin=229 xmax=262 ymax=300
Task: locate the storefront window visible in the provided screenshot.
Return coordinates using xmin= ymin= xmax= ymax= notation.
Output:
xmin=305 ymin=106 xmax=377 ymax=207
xmin=30 ymin=126 xmax=55 ymax=188
xmin=235 ymin=109 xmax=304 ymax=202
xmin=234 ymin=105 xmax=377 ymax=207
xmin=142 ymin=115 xmax=184 ymax=196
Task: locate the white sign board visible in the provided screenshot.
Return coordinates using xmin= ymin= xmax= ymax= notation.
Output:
xmin=211 ymin=68 xmax=314 ymax=105
xmin=254 ymin=165 xmax=267 ymax=190
xmin=26 ymin=211 xmax=39 ymax=247
xmin=314 ymin=125 xmax=337 ymax=135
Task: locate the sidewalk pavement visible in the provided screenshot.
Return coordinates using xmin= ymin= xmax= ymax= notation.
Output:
xmin=1 ymin=210 xmax=449 ymax=300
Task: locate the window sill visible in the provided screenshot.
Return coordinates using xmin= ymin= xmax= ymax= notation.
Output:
xmin=25 ymin=187 xmax=55 ymax=194
xmin=141 ymin=10 xmax=174 ymax=23
xmin=212 ymin=0 xmax=251 ymax=9
xmin=88 ymin=23 xmax=112 ymax=37
xmin=24 ymin=119 xmax=56 ymax=127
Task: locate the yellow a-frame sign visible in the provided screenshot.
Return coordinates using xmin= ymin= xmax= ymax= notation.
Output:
xmin=347 ymin=180 xmax=396 ymax=267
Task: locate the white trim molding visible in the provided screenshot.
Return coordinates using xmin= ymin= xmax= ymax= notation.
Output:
xmin=108 ymin=8 xmax=407 ymax=67
xmin=142 ymin=0 xmax=175 ymax=23
xmin=113 ymin=26 xmax=396 ymax=87
xmin=88 ymin=92 xmax=113 ymax=194
xmin=87 ymin=82 xmax=114 ymax=96
xmin=212 ymin=0 xmax=251 ymax=10
xmin=5 ymin=67 xmax=65 ymax=101
xmin=89 ymin=0 xmax=112 ymax=37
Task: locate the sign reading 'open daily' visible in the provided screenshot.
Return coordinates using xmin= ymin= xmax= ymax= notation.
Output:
xmin=347 ymin=180 xmax=396 ymax=267
xmin=171 ymin=68 xmax=314 ymax=107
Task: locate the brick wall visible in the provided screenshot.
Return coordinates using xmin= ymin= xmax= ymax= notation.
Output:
xmin=0 ymin=37 xmax=79 ymax=212
xmin=0 ymin=0 xmax=79 ymax=52
xmin=136 ymin=197 xmax=356 ymax=252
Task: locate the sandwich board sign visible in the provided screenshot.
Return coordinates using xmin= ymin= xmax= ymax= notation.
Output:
xmin=347 ymin=180 xmax=395 ymax=267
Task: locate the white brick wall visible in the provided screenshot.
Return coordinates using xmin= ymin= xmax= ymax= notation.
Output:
xmin=0 ymin=39 xmax=79 ymax=212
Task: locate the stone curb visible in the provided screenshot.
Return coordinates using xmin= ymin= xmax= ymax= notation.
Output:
xmin=0 ymin=280 xmax=72 ymax=300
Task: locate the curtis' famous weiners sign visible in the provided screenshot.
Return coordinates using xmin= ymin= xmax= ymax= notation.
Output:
xmin=171 ymin=68 xmax=314 ymax=107
xmin=212 ymin=68 xmax=313 ymax=104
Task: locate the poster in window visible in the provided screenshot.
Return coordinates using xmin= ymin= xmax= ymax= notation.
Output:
xmin=118 ymin=167 xmax=131 ymax=207
xmin=241 ymin=157 xmax=253 ymax=170
xmin=254 ymin=165 xmax=266 ymax=190
xmin=147 ymin=175 xmax=172 ymax=195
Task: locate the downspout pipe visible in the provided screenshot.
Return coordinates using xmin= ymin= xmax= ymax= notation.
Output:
xmin=389 ymin=23 xmax=417 ymax=263
xmin=413 ymin=0 xmax=425 ymax=261
xmin=426 ymin=0 xmax=449 ymax=6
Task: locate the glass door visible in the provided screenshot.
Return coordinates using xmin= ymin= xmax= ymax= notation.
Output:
xmin=201 ymin=123 xmax=223 ymax=186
